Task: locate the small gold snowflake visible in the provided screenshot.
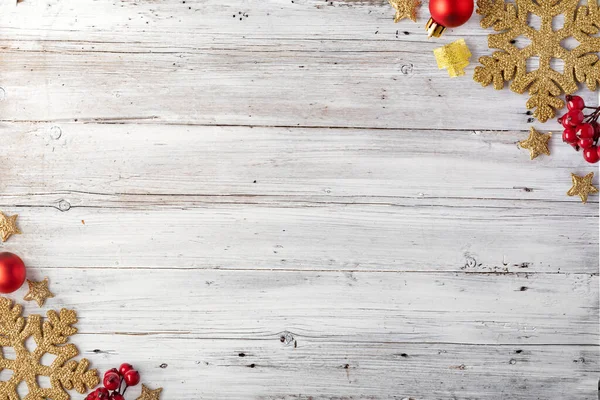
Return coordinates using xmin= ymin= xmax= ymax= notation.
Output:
xmin=474 ymin=0 xmax=600 ymax=122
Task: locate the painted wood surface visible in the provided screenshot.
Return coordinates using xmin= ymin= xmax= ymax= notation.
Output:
xmin=0 ymin=0 xmax=597 ymax=398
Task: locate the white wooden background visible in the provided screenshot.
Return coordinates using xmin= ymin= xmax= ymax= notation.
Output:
xmin=0 ymin=0 xmax=597 ymax=398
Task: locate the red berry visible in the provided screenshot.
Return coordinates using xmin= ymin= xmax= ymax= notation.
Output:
xmin=570 ymin=142 xmax=580 ymax=151
xmin=96 ymin=388 xmax=109 ymax=400
xmin=110 ymin=394 xmax=125 ymax=400
xmin=597 ymin=145 xmax=600 ymax=159
xmin=593 ymin=122 xmax=600 ymax=139
xmin=124 ymin=369 xmax=140 ymax=386
xmin=557 ymin=115 xmax=564 ymax=125
xmin=562 ymin=127 xmax=578 ymax=143
xmin=583 ymin=146 xmax=600 ymax=163
xmin=565 ymin=109 xmax=584 ymax=126
xmin=567 ymin=95 xmax=585 ymax=111
xmin=119 ymin=363 xmax=134 ymax=376
xmin=104 ymin=368 xmax=120 ymax=378
xmin=579 ymin=138 xmax=594 ymax=149
xmin=103 ymin=372 xmax=120 ymax=391
xmin=577 ymin=123 xmax=595 ymax=138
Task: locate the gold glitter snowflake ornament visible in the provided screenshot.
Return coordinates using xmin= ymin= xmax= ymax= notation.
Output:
xmin=474 ymin=0 xmax=600 ymax=122
xmin=0 ymin=297 xmax=99 ymax=399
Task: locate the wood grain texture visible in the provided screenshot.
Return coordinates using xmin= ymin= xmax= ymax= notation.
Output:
xmin=0 ymin=0 xmax=596 ymax=398
xmin=74 ymin=338 xmax=597 ymax=400
xmin=0 ymin=124 xmax=597 ymax=274
xmin=19 ymin=268 xmax=595 ymax=345
xmin=0 ymin=0 xmax=596 ymax=130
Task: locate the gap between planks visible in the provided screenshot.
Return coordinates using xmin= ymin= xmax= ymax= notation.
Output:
xmin=15 ymin=265 xmax=600 ymax=275
xmin=0 ymin=119 xmax=533 ymax=132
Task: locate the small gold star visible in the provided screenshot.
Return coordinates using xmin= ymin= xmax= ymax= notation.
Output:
xmin=389 ymin=0 xmax=421 ymax=22
xmin=0 ymin=212 xmax=21 ymax=242
xmin=23 ymin=278 xmax=54 ymax=307
xmin=567 ymin=172 xmax=599 ymax=203
xmin=136 ymin=384 xmax=163 ymax=400
xmin=518 ymin=127 xmax=551 ymax=160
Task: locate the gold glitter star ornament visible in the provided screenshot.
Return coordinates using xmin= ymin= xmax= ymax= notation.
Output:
xmin=0 ymin=297 xmax=99 ymax=399
xmin=0 ymin=212 xmax=21 ymax=242
xmin=474 ymin=0 xmax=600 ymax=122
xmin=389 ymin=0 xmax=421 ymax=22
xmin=518 ymin=127 xmax=552 ymax=160
xmin=136 ymin=384 xmax=163 ymax=400
xmin=24 ymin=277 xmax=55 ymax=307
xmin=567 ymin=172 xmax=598 ymax=203
xmin=434 ymin=39 xmax=472 ymax=77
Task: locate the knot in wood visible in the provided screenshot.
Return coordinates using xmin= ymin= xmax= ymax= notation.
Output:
xmin=58 ymin=200 xmax=71 ymax=212
xmin=400 ymin=64 xmax=413 ymax=75
xmin=279 ymin=331 xmax=294 ymax=346
xmin=49 ymin=126 xmax=62 ymax=140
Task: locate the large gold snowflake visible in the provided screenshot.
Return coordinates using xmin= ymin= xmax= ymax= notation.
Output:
xmin=474 ymin=0 xmax=600 ymax=122
xmin=0 ymin=297 xmax=99 ymax=400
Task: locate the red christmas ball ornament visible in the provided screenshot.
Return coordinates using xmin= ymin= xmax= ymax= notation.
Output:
xmin=0 ymin=252 xmax=26 ymax=294
xmin=426 ymin=0 xmax=474 ymax=37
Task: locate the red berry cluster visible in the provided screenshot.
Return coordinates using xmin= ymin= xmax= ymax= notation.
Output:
xmin=559 ymin=95 xmax=600 ymax=164
xmin=85 ymin=363 xmax=141 ymax=400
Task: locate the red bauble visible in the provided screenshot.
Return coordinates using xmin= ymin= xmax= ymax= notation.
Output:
xmin=429 ymin=0 xmax=474 ymax=28
xmin=0 ymin=253 xmax=26 ymax=294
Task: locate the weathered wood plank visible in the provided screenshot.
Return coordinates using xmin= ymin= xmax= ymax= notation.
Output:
xmin=0 ymin=0 xmax=596 ymax=398
xmin=71 ymin=336 xmax=597 ymax=399
xmin=0 ymin=0 xmax=595 ymax=130
xmin=3 ymin=204 xmax=596 ymax=273
xmin=0 ymin=123 xmax=596 ymax=273
xmin=9 ymin=268 xmax=596 ymax=345
xmin=0 ymin=123 xmax=596 ymax=203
